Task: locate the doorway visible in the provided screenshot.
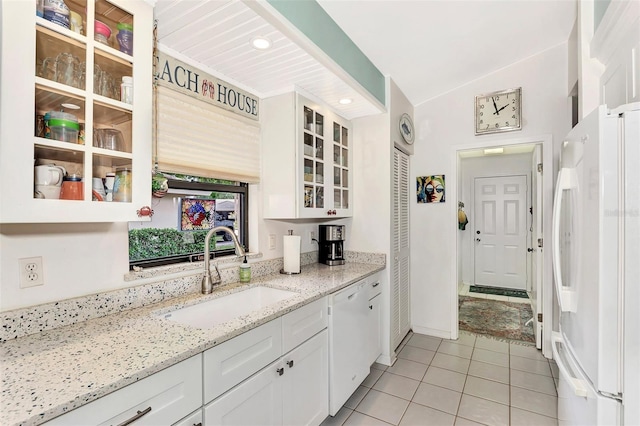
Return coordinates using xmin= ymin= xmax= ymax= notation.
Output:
xmin=456 ymin=144 xmax=543 ymax=347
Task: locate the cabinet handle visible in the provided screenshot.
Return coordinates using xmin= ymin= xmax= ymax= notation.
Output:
xmin=116 ymin=407 xmax=152 ymax=426
xmin=369 ymin=305 xmax=373 ymax=310
xmin=277 ymin=367 xmax=285 ymax=376
xmin=372 ymin=282 xmax=380 ymax=288
xmin=287 ymin=360 xmax=294 ymax=368
xmin=194 ymin=423 xmax=202 ymax=426
xmin=137 ymin=206 xmax=154 ymax=217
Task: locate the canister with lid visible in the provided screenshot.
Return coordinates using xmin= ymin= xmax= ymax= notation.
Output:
xmin=120 ymin=76 xmax=133 ymax=104
xmin=43 ymin=0 xmax=70 ymax=29
xmin=113 ymin=167 xmax=132 ymax=202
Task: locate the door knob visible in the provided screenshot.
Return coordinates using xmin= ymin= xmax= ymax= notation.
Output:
xmin=287 ymin=360 xmax=294 ymax=368
xmin=476 ymin=238 xmax=481 ymax=242
xmin=276 ymin=367 xmax=284 ymax=376
xmin=476 ymin=230 xmax=481 ymax=235
xmin=527 ymin=248 xmax=534 ymax=252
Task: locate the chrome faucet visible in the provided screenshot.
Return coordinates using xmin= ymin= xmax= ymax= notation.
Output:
xmin=202 ymin=226 xmax=245 ymax=294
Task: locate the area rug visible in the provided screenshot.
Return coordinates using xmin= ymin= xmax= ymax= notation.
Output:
xmin=469 ymin=286 xmax=529 ymax=298
xmin=459 ymin=296 xmax=535 ymax=343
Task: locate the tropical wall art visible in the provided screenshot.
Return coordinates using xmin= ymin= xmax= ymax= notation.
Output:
xmin=417 ymin=175 xmax=445 ymax=203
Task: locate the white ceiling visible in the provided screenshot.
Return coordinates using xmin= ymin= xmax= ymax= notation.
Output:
xmin=154 ymin=0 xmax=383 ymax=120
xmin=318 ymin=0 xmax=577 ymax=106
xmin=154 ymin=0 xmax=577 ymax=117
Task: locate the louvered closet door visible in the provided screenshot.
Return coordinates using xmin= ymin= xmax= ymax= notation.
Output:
xmin=392 ymin=149 xmax=411 ymax=350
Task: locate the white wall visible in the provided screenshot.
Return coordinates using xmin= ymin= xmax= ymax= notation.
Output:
xmin=458 ymin=153 xmax=533 ymax=286
xmin=411 ymin=43 xmax=571 ymax=338
xmin=0 ymin=223 xmax=130 ymax=310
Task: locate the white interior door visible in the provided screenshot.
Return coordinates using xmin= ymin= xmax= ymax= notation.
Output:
xmin=391 ymin=149 xmax=410 ymax=350
xmin=474 ymin=175 xmax=527 ymax=290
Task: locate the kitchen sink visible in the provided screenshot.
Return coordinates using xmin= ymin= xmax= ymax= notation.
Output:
xmin=158 ymin=286 xmax=298 ymax=329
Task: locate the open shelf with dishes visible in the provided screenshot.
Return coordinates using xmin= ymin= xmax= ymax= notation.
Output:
xmin=0 ymin=0 xmax=152 ymax=223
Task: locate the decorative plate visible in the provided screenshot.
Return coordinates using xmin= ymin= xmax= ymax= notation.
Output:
xmin=399 ymin=113 xmax=415 ymax=145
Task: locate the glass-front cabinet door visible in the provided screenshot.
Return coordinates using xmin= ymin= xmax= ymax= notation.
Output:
xmin=0 ymin=0 xmax=152 ymax=223
xmin=332 ymin=118 xmax=350 ymax=215
xmin=296 ymin=94 xmax=352 ymax=218
xmin=302 ymin=106 xmax=325 ymax=211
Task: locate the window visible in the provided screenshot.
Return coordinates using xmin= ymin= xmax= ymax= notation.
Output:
xmin=128 ymin=175 xmax=248 ymax=269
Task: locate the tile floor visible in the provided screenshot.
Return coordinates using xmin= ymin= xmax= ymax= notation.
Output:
xmin=321 ymin=331 xmax=560 ymax=426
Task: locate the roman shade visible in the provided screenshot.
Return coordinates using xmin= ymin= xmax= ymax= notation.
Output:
xmin=155 ymin=86 xmax=261 ymax=183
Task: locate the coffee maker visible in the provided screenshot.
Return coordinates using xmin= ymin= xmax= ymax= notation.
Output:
xmin=318 ymin=225 xmax=345 ymax=265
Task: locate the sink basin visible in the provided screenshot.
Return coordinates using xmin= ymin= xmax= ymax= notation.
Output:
xmin=159 ymin=286 xmax=298 ymax=329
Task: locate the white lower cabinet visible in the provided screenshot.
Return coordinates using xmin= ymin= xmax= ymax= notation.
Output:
xmin=46 ymin=355 xmax=202 ymax=425
xmin=282 ymin=330 xmax=329 ymax=426
xmin=204 ymin=331 xmax=328 ymax=426
xmin=204 ymin=359 xmax=284 ymax=426
xmin=368 ymin=293 xmax=382 ymax=366
xmin=367 ymin=276 xmax=382 ymax=366
xmin=204 ymin=298 xmax=329 ymax=426
xmin=204 ymin=318 xmax=283 ymax=402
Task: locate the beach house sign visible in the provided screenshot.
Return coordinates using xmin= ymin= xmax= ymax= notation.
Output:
xmin=155 ymin=51 xmax=259 ymax=121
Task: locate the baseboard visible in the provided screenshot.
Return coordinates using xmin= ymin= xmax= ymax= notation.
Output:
xmin=375 ymin=353 xmax=396 ymax=367
xmin=412 ymin=325 xmax=453 ymax=340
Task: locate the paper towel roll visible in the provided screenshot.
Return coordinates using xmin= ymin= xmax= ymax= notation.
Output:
xmin=283 ymin=234 xmax=301 ymax=273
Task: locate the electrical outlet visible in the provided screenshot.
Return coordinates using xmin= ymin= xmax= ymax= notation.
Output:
xmin=19 ymin=257 xmax=44 ymax=288
xmin=268 ymin=234 xmax=276 ymax=250
xmin=310 ymin=230 xmax=316 ymax=244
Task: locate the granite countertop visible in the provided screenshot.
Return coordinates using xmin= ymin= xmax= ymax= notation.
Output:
xmin=0 ymin=262 xmax=384 ymax=426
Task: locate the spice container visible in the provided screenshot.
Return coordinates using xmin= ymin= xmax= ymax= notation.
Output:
xmin=120 ymin=76 xmax=133 ymax=104
xmin=113 ymin=167 xmax=132 ymax=202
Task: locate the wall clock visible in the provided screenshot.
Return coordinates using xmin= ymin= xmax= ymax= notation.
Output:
xmin=474 ymin=87 xmax=521 ymax=135
xmin=399 ymin=113 xmax=415 ymax=144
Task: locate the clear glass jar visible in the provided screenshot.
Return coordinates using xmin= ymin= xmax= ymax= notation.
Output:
xmin=113 ymin=167 xmax=132 ymax=202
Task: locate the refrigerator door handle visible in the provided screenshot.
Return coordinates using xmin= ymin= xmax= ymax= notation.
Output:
xmin=552 ymin=167 xmax=578 ymax=313
xmin=552 ymin=332 xmax=589 ymax=397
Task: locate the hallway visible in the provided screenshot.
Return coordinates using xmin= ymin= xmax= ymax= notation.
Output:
xmin=322 ymin=331 xmax=558 ymax=426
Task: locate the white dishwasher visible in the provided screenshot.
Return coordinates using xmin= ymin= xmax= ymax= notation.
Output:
xmin=328 ymin=277 xmax=371 ymax=415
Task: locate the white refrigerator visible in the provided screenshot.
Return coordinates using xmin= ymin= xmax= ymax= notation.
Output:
xmin=551 ymin=103 xmax=639 ymax=426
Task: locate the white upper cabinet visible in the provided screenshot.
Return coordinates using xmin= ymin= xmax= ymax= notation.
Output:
xmin=262 ymin=92 xmax=353 ymax=219
xmin=0 ymin=0 xmax=153 ymax=223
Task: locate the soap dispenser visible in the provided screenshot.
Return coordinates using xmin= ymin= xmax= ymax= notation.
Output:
xmin=239 ymin=256 xmax=251 ymax=283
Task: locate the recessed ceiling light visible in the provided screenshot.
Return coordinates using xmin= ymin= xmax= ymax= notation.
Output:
xmin=251 ymin=36 xmax=272 ymax=50
xmin=483 ymin=147 xmax=504 ymax=155
xmin=339 ymin=98 xmax=352 ymax=105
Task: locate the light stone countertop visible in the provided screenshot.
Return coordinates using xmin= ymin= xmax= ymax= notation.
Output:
xmin=0 ymin=262 xmax=384 ymax=426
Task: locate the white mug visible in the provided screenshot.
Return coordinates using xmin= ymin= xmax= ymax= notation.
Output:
xmin=34 ymin=164 xmax=66 ymax=186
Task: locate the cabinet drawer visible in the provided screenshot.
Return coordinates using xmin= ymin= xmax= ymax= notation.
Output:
xmin=368 ymin=278 xmax=382 ymax=300
xmin=204 ymin=318 xmax=282 ymax=403
xmin=46 ymin=355 xmax=202 ymax=425
xmin=282 ymin=296 xmax=328 ymax=353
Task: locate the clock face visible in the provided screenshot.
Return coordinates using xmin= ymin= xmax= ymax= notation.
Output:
xmin=399 ymin=113 xmax=415 ymax=144
xmin=475 ymin=88 xmax=521 ymax=135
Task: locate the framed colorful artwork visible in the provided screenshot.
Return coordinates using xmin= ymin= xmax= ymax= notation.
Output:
xmin=417 ymin=175 xmax=445 ymax=203
xmin=179 ymin=198 xmax=215 ymax=231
